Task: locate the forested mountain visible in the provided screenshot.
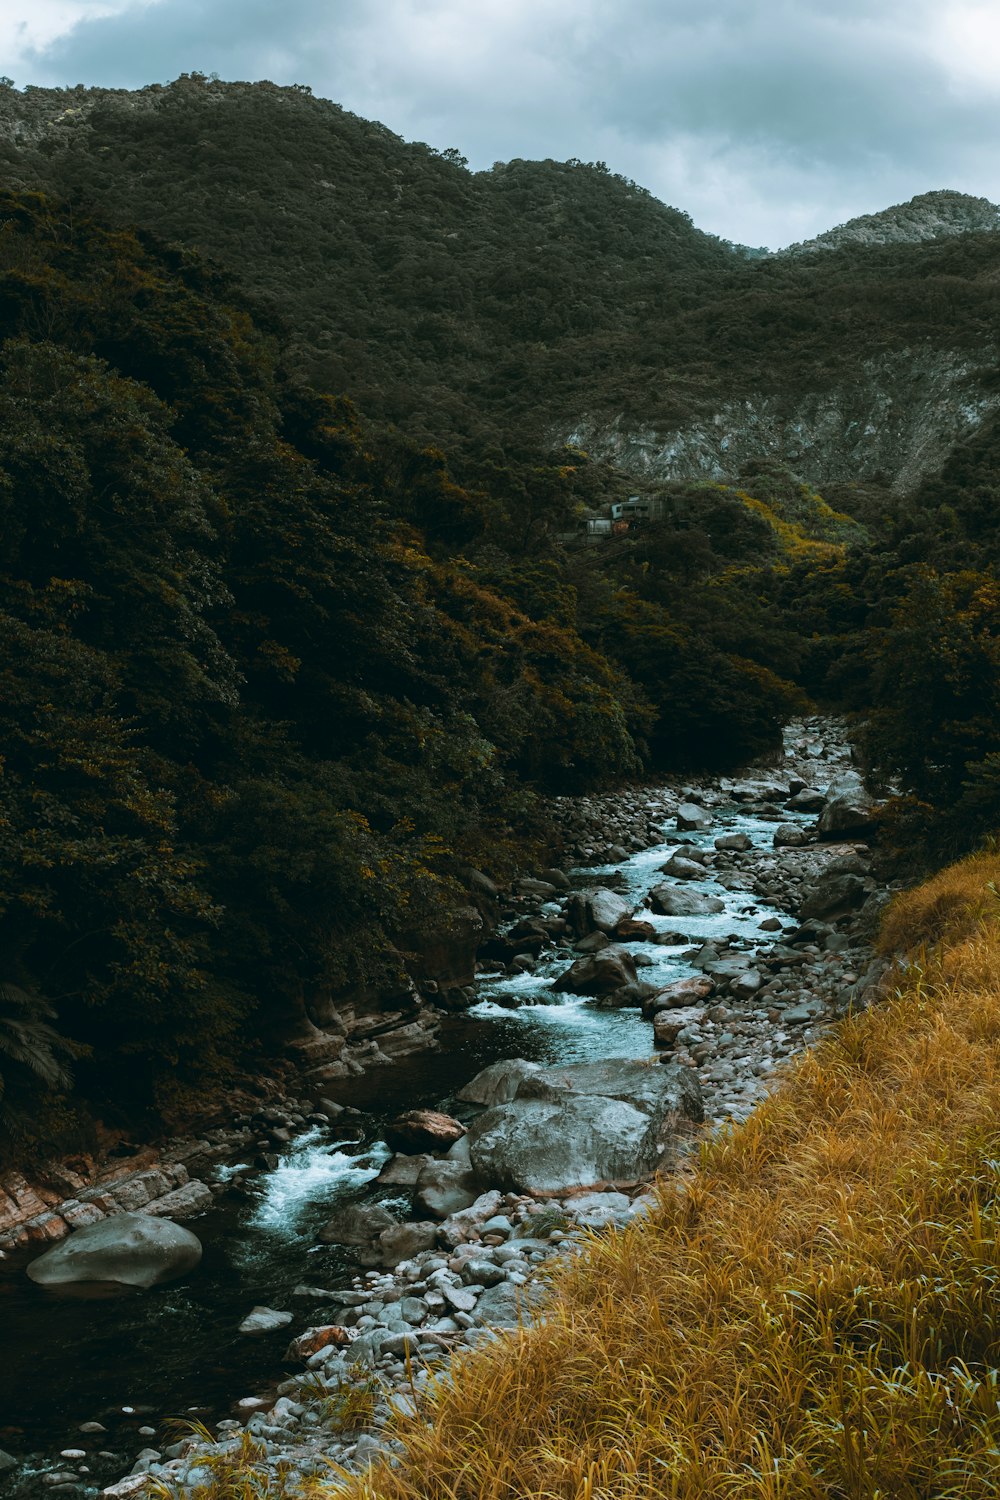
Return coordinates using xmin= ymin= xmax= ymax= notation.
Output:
xmin=2 ymin=76 xmax=1000 ymax=1157
xmin=2 ymin=76 xmax=998 ymax=472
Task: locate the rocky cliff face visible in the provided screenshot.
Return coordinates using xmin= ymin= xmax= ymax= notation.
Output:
xmin=567 ymin=348 xmax=999 ymax=495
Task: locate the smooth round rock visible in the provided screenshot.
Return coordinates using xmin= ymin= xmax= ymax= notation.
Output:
xmin=26 ymin=1213 xmax=202 ymax=1289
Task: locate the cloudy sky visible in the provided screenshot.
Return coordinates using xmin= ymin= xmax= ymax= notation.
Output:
xmin=3 ymin=0 xmax=1000 ymax=247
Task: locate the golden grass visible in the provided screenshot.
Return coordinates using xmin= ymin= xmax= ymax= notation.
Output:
xmin=322 ymin=857 xmax=1000 ymax=1500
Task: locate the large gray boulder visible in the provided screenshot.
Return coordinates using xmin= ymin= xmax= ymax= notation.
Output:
xmin=26 ymin=1213 xmax=202 ymax=1289
xmin=551 ymin=945 xmax=638 ymax=997
xmin=317 ymin=1203 xmax=396 ymax=1246
xmin=660 ymin=854 xmax=707 ymax=881
xmin=456 ymin=1059 xmax=541 ymax=1107
xmin=677 ymin=803 xmax=712 ymax=831
xmin=414 ymin=1160 xmax=480 ymax=1219
xmin=800 ymin=871 xmax=869 ymax=920
xmin=567 ymin=888 xmax=632 ymax=937
xmin=465 ymin=1060 xmax=702 ymax=1194
xmin=818 ymin=772 xmax=878 ymax=837
xmin=647 ymin=884 xmax=725 ymax=917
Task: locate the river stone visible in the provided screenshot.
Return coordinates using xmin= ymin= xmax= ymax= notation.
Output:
xmin=472 ymin=1279 xmax=545 ymax=1328
xmin=238 ymin=1306 xmax=293 ymax=1334
xmin=785 ymin=787 xmax=826 ymax=812
xmin=551 ymin=945 xmax=638 ymax=996
xmin=376 ymin=1152 xmax=433 ymax=1187
xmin=383 ymin=1110 xmax=467 ymax=1153
xmin=26 ymin=1213 xmax=202 ymax=1289
xmin=676 ymin=803 xmax=712 ymax=830
xmin=660 ymin=854 xmax=708 ymax=881
xmin=141 ymin=1180 xmax=213 ymax=1217
xmin=318 ymin=1202 xmax=397 ymax=1246
xmin=653 ymin=1006 xmax=708 ymax=1048
xmin=614 ymin=918 xmax=658 ymax=942
xmin=715 ymin=832 xmax=751 ymax=852
xmin=466 ymin=1061 xmax=702 ymax=1193
xmin=368 ymin=1221 xmax=439 ymax=1268
xmin=100 ymin=1479 xmax=152 ymax=1499
xmin=773 ymin=824 xmax=808 ymax=848
xmin=567 ymin=888 xmax=632 ymax=938
xmin=800 ymin=871 xmax=869 ymax=920
xmin=456 ymin=1059 xmax=542 ymax=1107
xmin=647 ymin=884 xmax=725 ymax=917
xmin=641 ymin=975 xmax=714 ymax=1018
xmin=0 ymin=1452 xmax=16 ymax=1473
xmin=414 ymin=1160 xmax=480 ymax=1218
xmin=818 ymin=772 xmax=878 ymax=837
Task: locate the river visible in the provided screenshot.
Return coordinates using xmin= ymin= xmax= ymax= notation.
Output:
xmin=0 ymin=736 xmax=849 ymax=1496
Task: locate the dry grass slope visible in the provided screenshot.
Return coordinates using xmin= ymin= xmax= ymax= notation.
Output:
xmin=327 ymin=853 xmax=1000 ymax=1499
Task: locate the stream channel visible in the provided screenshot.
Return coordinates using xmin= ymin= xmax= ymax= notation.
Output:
xmin=0 ymin=772 xmax=824 ymax=1494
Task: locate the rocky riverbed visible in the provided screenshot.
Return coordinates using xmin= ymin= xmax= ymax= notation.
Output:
xmin=1 ymin=716 xmax=895 ymax=1498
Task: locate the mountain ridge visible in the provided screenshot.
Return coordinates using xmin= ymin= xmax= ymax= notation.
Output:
xmin=1 ymin=76 xmax=999 ymax=495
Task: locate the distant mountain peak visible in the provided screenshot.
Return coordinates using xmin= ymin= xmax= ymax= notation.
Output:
xmin=784 ymin=190 xmax=1000 ymax=255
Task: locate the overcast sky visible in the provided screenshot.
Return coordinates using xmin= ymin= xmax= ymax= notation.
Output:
xmin=3 ymin=0 xmax=1000 ymax=247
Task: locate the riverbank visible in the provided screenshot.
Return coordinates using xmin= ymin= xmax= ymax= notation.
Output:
xmin=0 ymin=716 xmax=894 ymax=1498
xmin=337 ymin=849 xmax=1000 ymax=1499
xmin=75 ymin=715 xmax=898 ymax=1500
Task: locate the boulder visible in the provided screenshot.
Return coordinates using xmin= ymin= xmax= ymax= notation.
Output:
xmin=567 ymin=888 xmax=632 ymax=937
xmin=647 ymin=885 xmax=725 ymax=917
xmin=660 ymin=855 xmax=707 ymax=881
xmin=773 ymin=824 xmax=808 ymax=848
xmin=640 ymin=975 xmax=713 ymax=1018
xmin=238 ymin=1306 xmax=293 ymax=1335
xmin=472 ymin=1279 xmax=545 ymax=1328
xmin=317 ymin=1202 xmax=396 ymax=1246
xmin=366 ymin=1220 xmax=439 ymax=1268
xmin=375 ymin=1153 xmax=433 ymax=1187
xmin=26 ymin=1213 xmax=202 ymax=1290
xmin=800 ymin=872 xmax=869 ymax=920
xmin=818 ymin=773 xmax=878 ymax=837
xmin=677 ymin=803 xmax=712 ymax=831
xmin=574 ymin=930 xmax=611 ymax=954
xmin=414 ymin=1160 xmax=480 ymax=1218
xmin=141 ymin=1181 xmax=213 ymax=1217
xmin=383 ymin=1109 xmax=466 ymax=1153
xmin=408 ymin=903 xmax=484 ymax=992
xmin=653 ymin=1006 xmax=707 ymax=1048
xmin=715 ymin=833 xmax=752 ymax=852
xmin=614 ymin=918 xmax=658 ymax=942
xmin=785 ymin=787 xmax=826 ymax=812
xmin=551 ymin=945 xmax=638 ymax=997
xmin=456 ymin=1059 xmax=542 ymax=1108
xmin=465 ymin=1060 xmax=703 ymax=1194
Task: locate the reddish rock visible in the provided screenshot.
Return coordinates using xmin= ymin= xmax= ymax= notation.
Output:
xmin=284 ymin=1324 xmax=353 ymax=1362
xmin=383 ymin=1110 xmax=467 ymax=1153
xmin=614 ymin=918 xmax=658 ymax=943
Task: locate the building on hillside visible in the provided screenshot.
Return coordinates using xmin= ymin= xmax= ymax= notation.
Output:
xmin=610 ymin=495 xmax=666 ymax=524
